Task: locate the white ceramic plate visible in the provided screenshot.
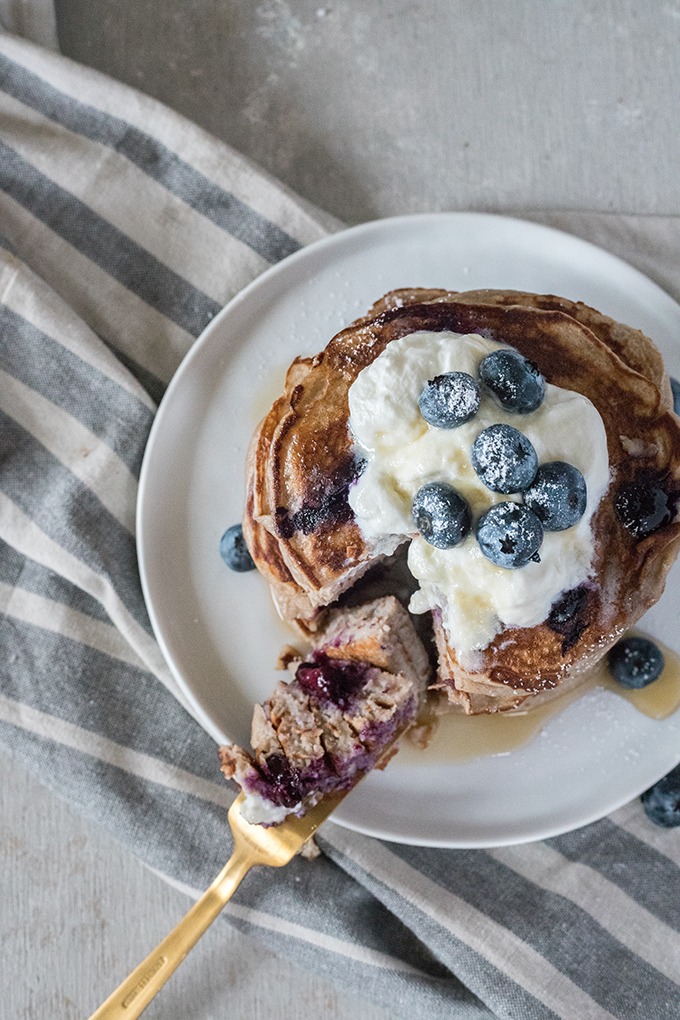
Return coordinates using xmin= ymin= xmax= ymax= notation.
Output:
xmin=137 ymin=212 xmax=680 ymax=847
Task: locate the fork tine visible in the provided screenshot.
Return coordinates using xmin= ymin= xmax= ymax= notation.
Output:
xmin=228 ymin=788 xmax=349 ymax=866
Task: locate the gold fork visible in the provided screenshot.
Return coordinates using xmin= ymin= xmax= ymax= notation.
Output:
xmin=88 ymin=789 xmax=347 ymax=1019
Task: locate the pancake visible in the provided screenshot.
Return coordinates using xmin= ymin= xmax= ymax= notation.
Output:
xmin=244 ymin=289 xmax=680 ymax=713
xmin=219 ymin=597 xmax=430 ymax=824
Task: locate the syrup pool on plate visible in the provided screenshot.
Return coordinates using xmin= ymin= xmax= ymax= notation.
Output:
xmin=400 ymin=632 xmax=680 ymax=765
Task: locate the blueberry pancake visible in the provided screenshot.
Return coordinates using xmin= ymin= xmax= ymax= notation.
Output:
xmin=219 ymin=597 xmax=430 ymax=824
xmin=244 ymin=289 xmax=680 ymax=714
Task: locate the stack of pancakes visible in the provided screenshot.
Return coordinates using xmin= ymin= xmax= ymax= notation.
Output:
xmin=244 ymin=289 xmax=680 ymax=714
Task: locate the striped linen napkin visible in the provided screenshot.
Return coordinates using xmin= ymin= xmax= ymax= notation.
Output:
xmin=1 ymin=25 xmax=679 ymax=1020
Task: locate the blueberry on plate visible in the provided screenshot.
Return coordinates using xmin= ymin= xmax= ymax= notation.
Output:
xmin=418 ymin=372 xmax=481 ymax=428
xmin=219 ymin=523 xmax=256 ymax=572
xmin=641 ymin=764 xmax=680 ymax=828
xmin=476 ymin=501 xmax=544 ymax=568
xmin=608 ymin=635 xmax=664 ymax=689
xmin=412 ymin=482 xmax=472 ymax=549
xmin=671 ymin=376 xmax=680 ymax=416
xmin=524 ymin=461 xmax=587 ymax=531
xmin=614 ymin=480 xmax=674 ymax=537
xmin=471 ymin=424 xmax=538 ymax=493
xmin=479 ymin=348 xmax=545 ymax=413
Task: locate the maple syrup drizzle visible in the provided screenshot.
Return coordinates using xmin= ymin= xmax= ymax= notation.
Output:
xmin=401 ymin=631 xmax=680 ymax=766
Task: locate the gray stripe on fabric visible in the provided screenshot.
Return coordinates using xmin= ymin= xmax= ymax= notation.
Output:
xmin=547 ymin=820 xmax=680 ymax=932
xmin=0 ymin=304 xmax=153 ymax=476
xmin=0 ymin=540 xmax=111 ymax=624
xmin=0 ymin=237 xmax=166 ymax=402
xmin=0 ymin=715 xmax=231 ymax=886
xmin=0 ymin=53 xmax=302 ymax=265
xmin=0 ymin=140 xmax=221 ymax=337
xmin=222 ymin=913 xmax=483 ymax=1020
xmin=0 ymin=723 xmax=475 ymax=1020
xmin=387 ymin=844 xmax=680 ymax=1019
xmin=0 ymin=410 xmax=150 ymax=632
xmin=230 ymin=844 xmax=453 ymax=982
xmin=0 ymin=615 xmax=217 ymax=777
xmin=114 ymin=346 xmax=166 ymax=406
xmin=319 ymin=837 xmax=560 ymax=1020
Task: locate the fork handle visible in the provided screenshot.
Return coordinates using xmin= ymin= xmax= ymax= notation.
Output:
xmin=88 ymin=849 xmax=252 ymax=1019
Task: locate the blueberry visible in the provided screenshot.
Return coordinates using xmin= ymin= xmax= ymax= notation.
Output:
xmin=547 ymin=585 xmax=592 ymax=652
xmin=524 ymin=461 xmax=587 ymax=531
xmin=608 ymin=636 xmax=664 ymax=689
xmin=418 ymin=372 xmax=481 ymax=428
xmin=476 ymin=502 xmax=544 ymax=568
xmin=296 ymin=655 xmax=367 ymax=709
xmin=548 ymin=585 xmax=590 ymax=631
xmin=671 ymin=377 xmax=680 ymax=416
xmin=412 ymin=482 xmax=472 ymax=549
xmin=471 ymin=424 xmax=538 ymax=493
xmin=614 ymin=480 xmax=673 ymax=537
xmin=641 ymin=764 xmax=680 ymax=828
xmin=219 ymin=524 xmax=255 ymax=571
xmin=479 ymin=349 xmax=545 ymax=413
xmin=259 ymin=752 xmax=303 ymax=808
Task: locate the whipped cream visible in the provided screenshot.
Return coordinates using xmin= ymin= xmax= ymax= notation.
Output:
xmin=348 ymin=330 xmax=610 ymax=661
xmin=240 ymin=789 xmax=299 ymax=825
